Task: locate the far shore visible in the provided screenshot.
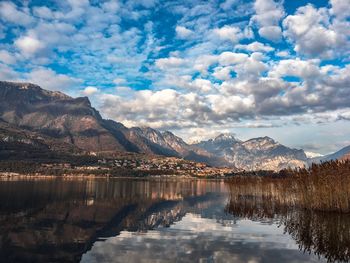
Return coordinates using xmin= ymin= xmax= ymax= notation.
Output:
xmin=0 ymin=172 xmax=225 ymax=180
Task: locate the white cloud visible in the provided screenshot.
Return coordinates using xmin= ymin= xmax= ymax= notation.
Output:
xmin=276 ymin=50 xmax=290 ymax=57
xmin=208 ymin=94 xmax=255 ymax=117
xmin=155 ymin=57 xmax=186 ymax=70
xmin=213 ymin=66 xmax=233 ymax=81
xmin=113 ymin=78 xmax=126 ymax=85
xmin=218 ymin=52 xmax=248 ymax=66
xmin=330 ymin=0 xmax=350 ymax=19
xmin=231 ymin=54 xmax=268 ymax=79
xmin=193 ymin=55 xmax=218 ymax=74
xmin=190 ymin=78 xmax=213 ymax=92
xmin=14 ymin=35 xmax=46 ymax=58
xmin=82 ymin=86 xmax=99 ymax=96
xmin=175 ymin=26 xmax=194 ymax=39
xmin=0 ymin=63 xmax=19 ymax=80
xmin=258 ymin=26 xmax=282 ymax=42
xmin=220 ymin=0 xmax=238 ymax=10
xmin=269 ymin=59 xmax=320 ymax=79
xmin=235 ymin=41 xmax=274 ymax=53
xmin=212 ymin=26 xmax=242 ymax=43
xmin=0 ymin=2 xmax=34 ymax=26
xmin=102 ymin=0 xmax=120 ymax=13
xmin=252 ymin=0 xmax=285 ymax=41
xmin=24 ymin=68 xmax=83 ymax=92
xmin=283 ymin=4 xmax=346 ymax=58
xmin=0 ymin=50 xmax=17 ymax=64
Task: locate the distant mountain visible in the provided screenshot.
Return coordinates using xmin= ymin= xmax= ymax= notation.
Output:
xmin=0 ymin=81 xmax=226 ymax=167
xmin=0 ymin=81 xmax=318 ymax=170
xmin=305 ymin=151 xmax=323 ymax=158
xmin=194 ymin=134 xmax=308 ymax=171
xmin=310 ymin=145 xmax=350 ymax=164
xmin=129 ymin=127 xmax=230 ymax=167
xmin=195 ymin=133 xmax=241 ymax=156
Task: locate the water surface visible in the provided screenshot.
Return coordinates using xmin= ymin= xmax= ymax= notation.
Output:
xmin=0 ymin=178 xmax=345 ymax=262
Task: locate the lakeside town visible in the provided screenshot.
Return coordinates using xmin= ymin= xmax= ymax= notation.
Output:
xmin=0 ymin=155 xmax=235 ymax=178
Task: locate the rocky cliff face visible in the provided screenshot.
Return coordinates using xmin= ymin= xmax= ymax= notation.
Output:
xmin=194 ymin=134 xmax=308 ymax=171
xmin=0 ymin=81 xmax=132 ymax=152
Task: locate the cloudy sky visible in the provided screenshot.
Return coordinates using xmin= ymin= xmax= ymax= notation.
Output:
xmin=0 ymin=0 xmax=350 ymax=154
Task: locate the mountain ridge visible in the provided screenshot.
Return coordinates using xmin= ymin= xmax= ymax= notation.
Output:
xmin=1 ymin=81 xmax=344 ymax=171
xmin=310 ymin=145 xmax=350 ymax=164
xmin=194 ymin=133 xmax=308 ymax=170
xmin=0 ymin=81 xmax=227 ymax=167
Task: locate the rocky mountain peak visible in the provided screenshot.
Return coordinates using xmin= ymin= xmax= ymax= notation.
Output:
xmin=213 ymin=133 xmax=239 ymax=143
xmin=162 ymin=131 xmax=188 ymax=149
xmin=0 ymin=81 xmax=71 ymax=101
xmin=243 ymin=136 xmax=278 ymax=149
xmin=195 ymin=134 xmax=307 ymax=171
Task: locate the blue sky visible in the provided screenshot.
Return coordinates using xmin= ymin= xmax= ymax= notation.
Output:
xmin=0 ymin=0 xmax=350 ymax=154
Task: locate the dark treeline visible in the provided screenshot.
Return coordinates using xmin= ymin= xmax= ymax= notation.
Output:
xmin=226 ymin=160 xmax=350 ymax=213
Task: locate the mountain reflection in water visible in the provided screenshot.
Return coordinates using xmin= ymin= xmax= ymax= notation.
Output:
xmin=0 ymin=178 xmax=345 ymax=262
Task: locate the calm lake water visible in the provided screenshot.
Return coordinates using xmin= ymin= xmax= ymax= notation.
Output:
xmin=0 ymin=178 xmax=347 ymax=263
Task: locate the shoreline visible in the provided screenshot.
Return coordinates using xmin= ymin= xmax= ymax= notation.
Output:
xmin=0 ymin=172 xmax=225 ymax=180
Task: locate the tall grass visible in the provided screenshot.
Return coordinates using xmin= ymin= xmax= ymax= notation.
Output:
xmin=225 ymin=160 xmax=350 ymax=213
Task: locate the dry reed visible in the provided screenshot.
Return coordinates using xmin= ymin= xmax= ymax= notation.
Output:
xmin=225 ymin=160 xmax=350 ymax=213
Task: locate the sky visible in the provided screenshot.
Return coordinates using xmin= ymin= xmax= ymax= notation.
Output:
xmin=0 ymin=0 xmax=350 ymax=155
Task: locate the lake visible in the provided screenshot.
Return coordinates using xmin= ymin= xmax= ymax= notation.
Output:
xmin=0 ymin=178 xmax=347 ymax=262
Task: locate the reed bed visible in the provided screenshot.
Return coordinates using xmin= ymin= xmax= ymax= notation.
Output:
xmin=226 ymin=160 xmax=350 ymax=213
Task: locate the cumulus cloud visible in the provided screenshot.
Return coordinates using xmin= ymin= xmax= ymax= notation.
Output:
xmin=276 ymin=50 xmax=290 ymax=57
xmin=15 ymin=35 xmax=46 ymax=58
xmin=252 ymin=0 xmax=285 ymax=41
xmin=213 ymin=66 xmax=234 ymax=81
xmin=0 ymin=50 xmax=17 ymax=64
xmin=269 ymin=59 xmax=320 ymax=79
xmin=113 ymin=78 xmax=126 ymax=85
xmin=330 ymin=0 xmax=350 ymax=19
xmin=175 ymin=26 xmax=194 ymax=39
xmin=212 ymin=26 xmax=243 ymax=43
xmin=258 ymin=26 xmax=282 ymax=42
xmin=218 ymin=52 xmax=248 ymax=66
xmin=283 ymin=4 xmax=346 ymax=58
xmin=189 ymin=78 xmax=213 ymax=92
xmin=155 ymin=57 xmax=186 ymax=70
xmin=0 ymin=1 xmax=34 ymax=26
xmin=235 ymin=41 xmax=274 ymax=53
xmin=24 ymin=68 xmax=83 ymax=92
xmin=0 ymin=63 xmax=19 ymax=80
xmin=82 ymin=86 xmax=99 ymax=96
xmin=208 ymin=94 xmax=255 ymax=118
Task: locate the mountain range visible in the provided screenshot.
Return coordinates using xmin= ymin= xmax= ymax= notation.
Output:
xmin=309 ymin=145 xmax=350 ymax=164
xmin=0 ymin=81 xmax=348 ymax=171
xmin=194 ymin=134 xmax=308 ymax=171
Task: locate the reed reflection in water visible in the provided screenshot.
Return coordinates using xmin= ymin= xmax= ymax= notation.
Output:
xmin=225 ymin=182 xmax=350 ymax=262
